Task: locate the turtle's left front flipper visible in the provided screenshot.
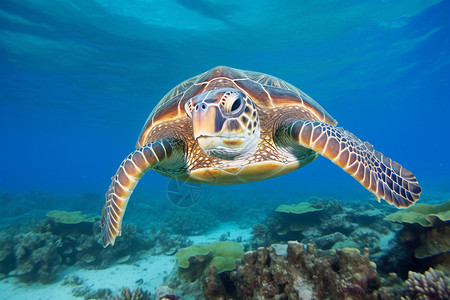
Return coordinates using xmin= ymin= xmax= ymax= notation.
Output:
xmin=101 ymin=139 xmax=183 ymax=247
xmin=279 ymin=120 xmax=421 ymax=208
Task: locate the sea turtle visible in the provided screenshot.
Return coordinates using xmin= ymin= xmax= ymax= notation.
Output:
xmin=101 ymin=66 xmax=421 ymax=247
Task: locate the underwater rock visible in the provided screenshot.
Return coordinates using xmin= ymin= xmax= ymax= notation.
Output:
xmin=345 ymin=202 xmax=387 ymax=226
xmin=116 ymin=254 xmax=131 ymax=264
xmin=349 ymin=227 xmax=384 ymax=250
xmin=164 ymin=247 xmax=177 ymax=256
xmin=332 ymin=239 xmax=361 ymax=249
xmin=161 ymin=266 xmax=204 ymax=299
xmin=354 ymin=207 xmax=383 ymax=219
xmin=203 ymin=266 xmax=227 ymax=300
xmin=414 ymin=225 xmax=450 ymax=259
xmin=271 ymin=243 xmax=288 ymax=256
xmin=303 ymin=231 xmax=347 ymax=249
xmin=319 ymin=213 xmax=359 ymax=235
xmin=154 ymin=285 xmax=178 ymax=300
xmin=301 ymin=227 xmax=323 ymax=239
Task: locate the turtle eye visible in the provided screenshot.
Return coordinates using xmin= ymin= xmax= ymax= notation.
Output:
xmin=230 ymin=98 xmax=242 ymax=112
xmin=224 ymin=95 xmax=243 ymax=114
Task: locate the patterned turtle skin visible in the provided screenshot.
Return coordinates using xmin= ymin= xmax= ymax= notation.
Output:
xmin=101 ymin=66 xmax=421 ymax=247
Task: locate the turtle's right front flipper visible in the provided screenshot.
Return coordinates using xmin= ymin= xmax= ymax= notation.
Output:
xmin=279 ymin=120 xmax=421 ymax=208
xmin=101 ymin=139 xmax=183 ymax=247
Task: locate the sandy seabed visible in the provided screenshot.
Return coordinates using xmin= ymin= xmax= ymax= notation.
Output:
xmin=0 ymin=222 xmax=252 ymax=299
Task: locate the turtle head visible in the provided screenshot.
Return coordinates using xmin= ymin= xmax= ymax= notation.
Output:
xmin=185 ymin=88 xmax=260 ymax=160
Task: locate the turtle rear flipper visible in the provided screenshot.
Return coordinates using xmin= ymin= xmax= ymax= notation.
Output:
xmin=280 ymin=120 xmax=421 ymax=208
xmin=101 ymin=139 xmax=184 ymax=247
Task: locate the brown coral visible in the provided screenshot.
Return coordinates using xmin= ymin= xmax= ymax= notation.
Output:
xmin=11 ymin=232 xmax=62 ymax=283
xmin=229 ymin=241 xmax=379 ymax=299
xmin=402 ymin=268 xmax=450 ymax=300
xmin=120 ymin=287 xmax=151 ymax=300
xmin=251 ymin=223 xmax=268 ymax=242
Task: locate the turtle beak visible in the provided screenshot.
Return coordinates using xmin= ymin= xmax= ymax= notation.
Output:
xmin=192 ymin=104 xmax=224 ymax=140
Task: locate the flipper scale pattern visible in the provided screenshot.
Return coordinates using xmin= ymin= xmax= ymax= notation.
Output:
xmin=288 ymin=121 xmax=421 ymax=208
xmin=101 ymin=140 xmax=174 ymax=247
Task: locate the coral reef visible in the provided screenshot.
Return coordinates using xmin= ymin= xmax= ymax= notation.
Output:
xmin=46 ymin=210 xmax=96 ymax=224
xmin=382 ymin=224 xmax=450 ymax=276
xmin=251 ymin=198 xmax=397 ymax=260
xmin=384 ymin=200 xmax=450 ymax=227
xmin=414 ymin=226 xmax=450 ymax=259
xmin=275 ymin=201 xmax=324 ymax=214
xmin=2 ymin=217 xmax=154 ymax=282
xmin=272 ymin=199 xmax=329 ymax=237
xmin=61 ymin=274 xmax=84 ymax=286
xmin=381 ymin=201 xmax=450 ymax=276
xmin=11 ymin=231 xmax=62 ymax=283
xmin=230 ymin=242 xmax=379 ymax=299
xmin=3 ymin=188 xmax=449 ymax=298
xmin=72 ymin=284 xmax=151 ymax=300
xmin=163 ymin=241 xmax=387 ymax=299
xmin=376 ymin=268 xmax=450 ymax=299
xmin=155 ymin=285 xmax=178 ymax=300
xmin=403 ymin=268 xmax=450 ymax=300
xmin=162 ymin=241 xmax=450 ymax=299
xmin=151 ymin=231 xmax=192 ymax=256
xmin=0 ymin=229 xmax=15 ymax=277
xmin=251 ymin=223 xmax=269 ymax=243
xmin=46 ymin=218 xmax=154 ymax=269
xmin=119 ymin=287 xmax=151 ymax=300
xmin=0 ymin=210 xmax=191 ymax=283
xmin=175 ymin=241 xmax=244 ymax=282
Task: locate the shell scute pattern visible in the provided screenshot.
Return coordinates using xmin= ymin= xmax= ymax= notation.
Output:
xmin=240 ymin=71 xmax=336 ymax=126
xmin=138 ymin=66 xmax=337 ymax=148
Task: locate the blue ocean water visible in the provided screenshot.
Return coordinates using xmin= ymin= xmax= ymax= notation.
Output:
xmin=0 ymin=0 xmax=450 ymax=298
xmin=1 ymin=0 xmax=449 ymax=199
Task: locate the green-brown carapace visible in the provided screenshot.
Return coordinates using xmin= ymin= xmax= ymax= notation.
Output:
xmin=101 ymin=66 xmax=421 ymax=247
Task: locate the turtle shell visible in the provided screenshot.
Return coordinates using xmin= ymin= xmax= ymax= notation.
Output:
xmin=137 ymin=66 xmax=336 ymax=148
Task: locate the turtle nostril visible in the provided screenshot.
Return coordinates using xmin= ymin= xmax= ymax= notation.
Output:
xmin=195 ymin=105 xmax=199 ymax=111
xmin=201 ymin=103 xmax=207 ymax=110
